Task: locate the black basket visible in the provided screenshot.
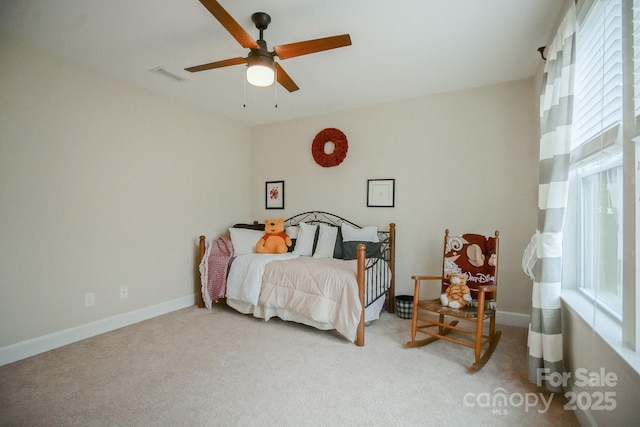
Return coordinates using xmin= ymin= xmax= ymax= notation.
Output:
xmin=395 ymin=295 xmax=413 ymax=319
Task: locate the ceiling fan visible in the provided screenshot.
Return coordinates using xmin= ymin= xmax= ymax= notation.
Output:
xmin=185 ymin=0 xmax=352 ymax=92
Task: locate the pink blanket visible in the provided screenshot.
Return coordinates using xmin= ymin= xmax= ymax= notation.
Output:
xmin=199 ymin=236 xmax=233 ymax=308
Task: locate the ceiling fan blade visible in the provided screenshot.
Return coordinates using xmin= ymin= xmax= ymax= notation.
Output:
xmin=198 ymin=0 xmax=259 ymax=49
xmin=273 ymin=34 xmax=352 ymax=60
xmin=185 ymin=57 xmax=247 ymax=73
xmin=275 ymin=63 xmax=299 ymax=92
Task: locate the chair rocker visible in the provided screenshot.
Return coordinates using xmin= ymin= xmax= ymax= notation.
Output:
xmin=407 ymin=229 xmax=501 ymax=370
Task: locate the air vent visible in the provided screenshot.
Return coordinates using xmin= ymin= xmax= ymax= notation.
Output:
xmin=149 ymin=67 xmax=186 ymax=82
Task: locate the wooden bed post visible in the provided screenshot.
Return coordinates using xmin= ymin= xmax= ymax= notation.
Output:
xmin=196 ymin=236 xmax=206 ymax=308
xmin=355 ymin=243 xmax=366 ymax=346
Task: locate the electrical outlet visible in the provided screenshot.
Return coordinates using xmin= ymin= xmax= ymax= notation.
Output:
xmin=119 ymin=285 xmax=128 ymax=299
xmin=85 ymin=292 xmax=95 ymax=307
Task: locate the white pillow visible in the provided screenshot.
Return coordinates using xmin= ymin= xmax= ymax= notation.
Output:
xmin=292 ymin=222 xmax=317 ymax=256
xmin=313 ymin=224 xmax=339 ymax=258
xmin=285 ymin=225 xmax=300 ymax=239
xmin=341 ymin=223 xmax=379 ymax=242
xmin=228 ymin=228 xmax=263 ymax=255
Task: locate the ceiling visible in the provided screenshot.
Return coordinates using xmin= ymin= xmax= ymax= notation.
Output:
xmin=0 ymin=0 xmax=565 ymax=126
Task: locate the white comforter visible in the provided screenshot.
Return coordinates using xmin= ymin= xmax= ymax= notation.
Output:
xmin=225 ymin=253 xmax=298 ymax=305
xmin=226 ymin=254 xmax=365 ymax=342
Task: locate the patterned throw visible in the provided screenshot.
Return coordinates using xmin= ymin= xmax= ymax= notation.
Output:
xmin=199 ymin=236 xmax=234 ymax=309
xmin=444 ymin=233 xmax=497 ymax=294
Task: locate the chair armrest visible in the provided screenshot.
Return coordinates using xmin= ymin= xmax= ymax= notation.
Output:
xmin=476 ymin=284 xmax=497 ymax=318
xmin=411 ymin=275 xmax=442 ymax=281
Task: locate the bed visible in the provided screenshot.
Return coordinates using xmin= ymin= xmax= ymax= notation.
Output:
xmin=198 ymin=211 xmax=396 ymax=346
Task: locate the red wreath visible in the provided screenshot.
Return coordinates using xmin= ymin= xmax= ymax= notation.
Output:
xmin=311 ymin=128 xmax=348 ymax=167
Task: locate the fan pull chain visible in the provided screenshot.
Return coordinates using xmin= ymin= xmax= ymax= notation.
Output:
xmin=243 ymin=69 xmax=247 ymax=108
xmin=274 ymin=65 xmax=278 ymax=108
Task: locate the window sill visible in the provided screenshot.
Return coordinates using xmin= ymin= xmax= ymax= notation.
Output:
xmin=561 ymin=289 xmax=640 ymax=376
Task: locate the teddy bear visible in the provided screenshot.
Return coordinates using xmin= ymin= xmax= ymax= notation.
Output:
xmin=255 ymin=218 xmax=292 ymax=254
xmin=440 ymin=272 xmax=472 ymax=308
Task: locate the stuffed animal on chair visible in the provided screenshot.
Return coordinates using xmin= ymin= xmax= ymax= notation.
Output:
xmin=440 ymin=272 xmax=472 ymax=308
xmin=256 ymin=218 xmax=292 ymax=254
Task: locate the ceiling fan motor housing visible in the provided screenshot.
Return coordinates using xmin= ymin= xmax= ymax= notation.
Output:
xmin=248 ymin=39 xmax=274 ymax=66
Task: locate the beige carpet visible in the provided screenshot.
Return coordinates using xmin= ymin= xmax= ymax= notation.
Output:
xmin=0 ymin=304 xmax=579 ymax=426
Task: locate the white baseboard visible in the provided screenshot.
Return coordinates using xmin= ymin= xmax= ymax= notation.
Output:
xmin=1 ymin=300 xmax=529 ymax=367
xmin=497 ymin=309 xmax=530 ymax=328
xmin=0 ymin=294 xmax=195 ymax=367
xmin=566 ymin=388 xmax=597 ymax=427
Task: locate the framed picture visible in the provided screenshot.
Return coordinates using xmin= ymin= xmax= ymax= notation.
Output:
xmin=265 ymin=181 xmax=285 ymax=209
xmin=367 ymin=179 xmax=395 ymax=207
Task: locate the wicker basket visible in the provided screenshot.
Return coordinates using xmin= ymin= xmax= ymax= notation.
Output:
xmin=395 ymin=295 xmax=414 ymax=319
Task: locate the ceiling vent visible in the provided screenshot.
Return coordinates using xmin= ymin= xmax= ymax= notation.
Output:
xmin=150 ymin=67 xmax=186 ymax=82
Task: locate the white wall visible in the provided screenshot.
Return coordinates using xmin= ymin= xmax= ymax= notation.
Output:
xmin=250 ymin=78 xmax=539 ymax=317
xmin=563 ymin=305 xmax=640 ymax=426
xmin=0 ymin=39 xmax=251 ymax=349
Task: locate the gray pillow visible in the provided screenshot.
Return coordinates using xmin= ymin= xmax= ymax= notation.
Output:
xmin=342 ymin=241 xmax=382 ymax=260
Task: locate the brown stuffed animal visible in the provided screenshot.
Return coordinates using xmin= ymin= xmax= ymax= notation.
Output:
xmin=440 ymin=272 xmax=472 ymax=308
xmin=256 ymin=218 xmax=292 ymax=254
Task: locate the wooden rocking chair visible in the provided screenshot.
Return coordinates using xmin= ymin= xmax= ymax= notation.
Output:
xmin=407 ymin=229 xmax=501 ymax=370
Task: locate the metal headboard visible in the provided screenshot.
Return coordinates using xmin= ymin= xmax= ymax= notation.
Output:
xmin=283 ymin=211 xmax=392 ymax=261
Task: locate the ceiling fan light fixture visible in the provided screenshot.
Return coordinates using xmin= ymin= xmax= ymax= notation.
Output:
xmin=246 ymin=54 xmax=274 ymax=87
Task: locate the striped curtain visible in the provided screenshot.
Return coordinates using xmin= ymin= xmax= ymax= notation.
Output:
xmin=526 ymin=3 xmax=576 ymax=393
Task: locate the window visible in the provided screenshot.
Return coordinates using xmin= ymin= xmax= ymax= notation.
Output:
xmin=565 ymin=0 xmax=640 ymax=356
xmin=571 ymin=152 xmax=623 ymax=313
xmin=567 ymin=0 xmax=624 ymax=316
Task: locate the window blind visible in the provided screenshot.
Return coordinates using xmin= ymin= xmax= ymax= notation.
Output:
xmin=574 ymin=0 xmax=623 ymax=151
xmin=633 ymin=0 xmax=640 ymax=120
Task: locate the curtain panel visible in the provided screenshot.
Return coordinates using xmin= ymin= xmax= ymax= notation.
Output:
xmin=526 ymin=3 xmax=576 ymax=392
